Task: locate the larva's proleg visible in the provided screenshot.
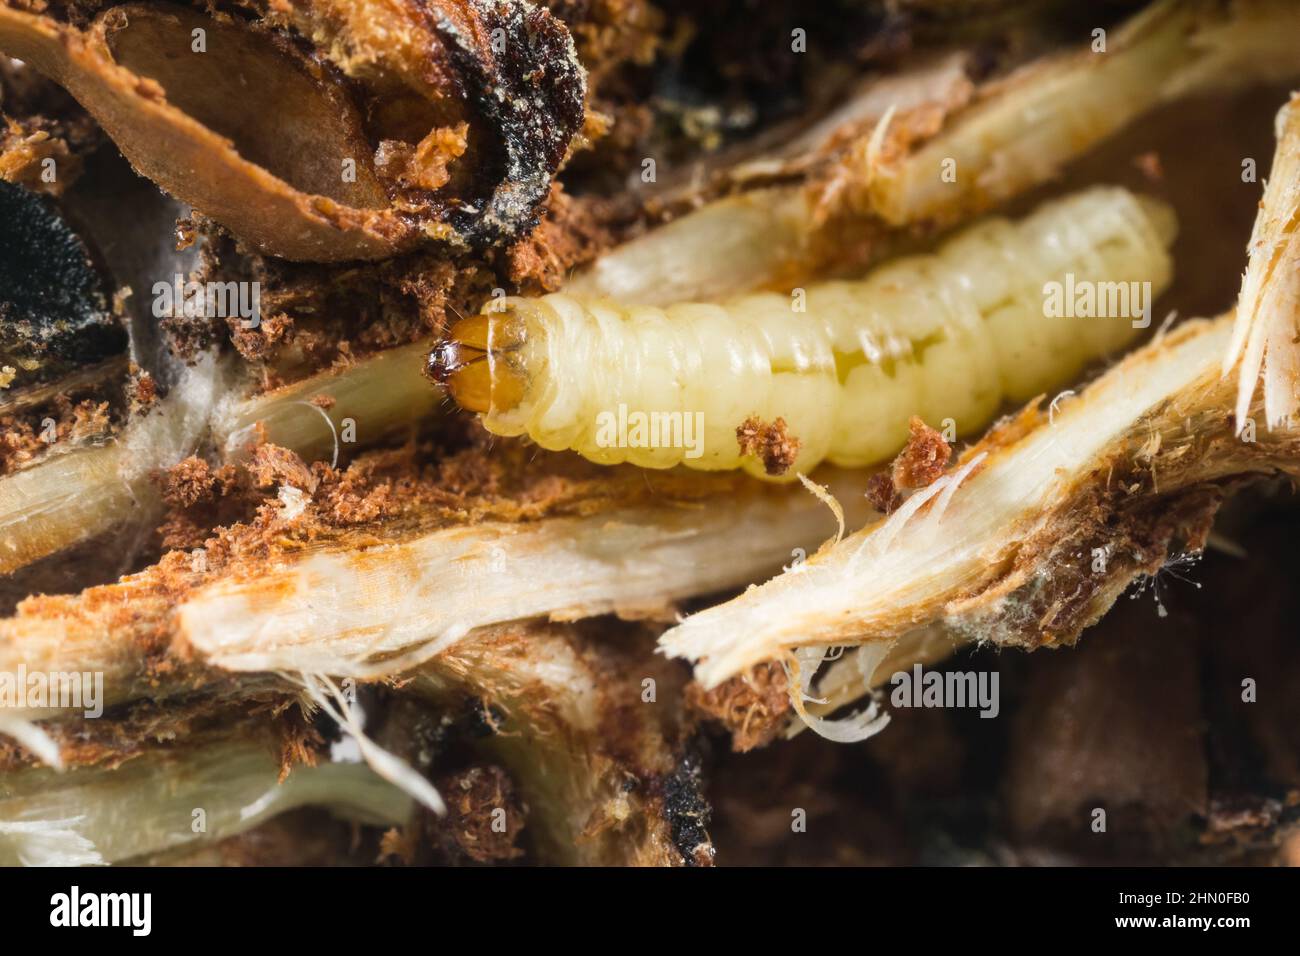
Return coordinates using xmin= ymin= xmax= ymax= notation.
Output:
xmin=431 ymin=187 xmax=1176 ymax=480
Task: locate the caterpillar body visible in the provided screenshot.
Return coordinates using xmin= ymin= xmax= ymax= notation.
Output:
xmin=431 ymin=187 xmax=1175 ymax=480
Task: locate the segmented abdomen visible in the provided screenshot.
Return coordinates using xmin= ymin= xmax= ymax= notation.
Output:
xmin=483 ymin=186 xmax=1175 ymax=480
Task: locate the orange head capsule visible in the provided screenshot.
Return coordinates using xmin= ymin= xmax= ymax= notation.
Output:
xmin=427 ymin=308 xmax=529 ymax=415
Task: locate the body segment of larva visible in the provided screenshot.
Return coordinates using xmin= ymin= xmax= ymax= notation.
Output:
xmin=431 ymin=186 xmax=1176 ymax=480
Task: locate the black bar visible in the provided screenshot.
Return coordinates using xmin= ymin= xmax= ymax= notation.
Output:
xmin=0 ymin=865 xmax=1287 ymax=942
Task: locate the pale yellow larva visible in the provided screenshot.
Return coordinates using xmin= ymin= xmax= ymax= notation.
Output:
xmin=431 ymin=186 xmax=1176 ymax=480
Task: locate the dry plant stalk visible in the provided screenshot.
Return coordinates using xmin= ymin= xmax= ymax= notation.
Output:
xmin=565 ymin=54 xmax=975 ymax=305
xmin=0 ymin=719 xmax=410 ymax=865
xmin=0 ymin=620 xmax=706 ymax=865
xmin=0 ymin=355 xmax=230 ymax=575
xmin=1225 ymin=93 xmax=1300 ymax=431
xmin=661 ymin=316 xmax=1300 ymax=688
xmin=0 ymin=342 xmax=435 ymax=574
xmin=0 ymin=466 xmax=872 ymax=717
xmin=864 ymin=0 xmax=1300 ymax=226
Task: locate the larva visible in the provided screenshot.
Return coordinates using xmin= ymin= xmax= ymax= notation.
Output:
xmin=430 ymin=186 xmax=1176 ymax=480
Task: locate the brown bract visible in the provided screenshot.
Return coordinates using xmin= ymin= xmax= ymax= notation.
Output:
xmin=0 ymin=0 xmax=587 ymax=261
xmin=735 ymin=415 xmax=800 ymax=477
xmin=866 ymin=416 xmax=953 ymax=512
xmin=685 ymin=661 xmax=789 ymax=753
xmin=891 ymin=416 xmax=951 ymax=490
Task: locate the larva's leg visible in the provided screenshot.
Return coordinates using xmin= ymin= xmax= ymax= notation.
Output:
xmin=431 ymin=187 xmax=1176 ymax=480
